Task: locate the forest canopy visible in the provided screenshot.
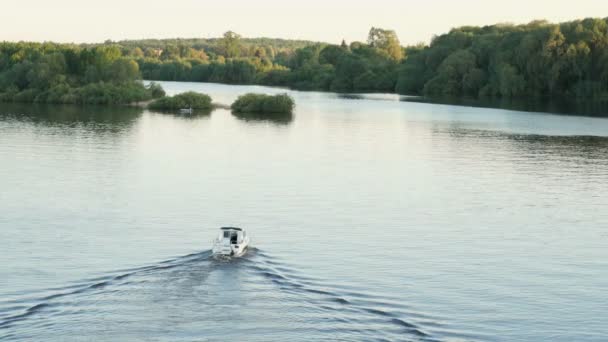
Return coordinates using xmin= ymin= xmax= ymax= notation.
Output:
xmin=128 ymin=19 xmax=608 ymax=99
xmin=0 ymin=43 xmax=163 ymax=104
xmin=2 ymin=18 xmax=608 ymax=105
xmin=396 ymin=18 xmax=608 ymax=99
xmin=131 ymin=27 xmax=405 ymax=93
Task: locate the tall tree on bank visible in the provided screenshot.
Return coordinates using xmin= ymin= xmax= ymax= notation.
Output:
xmin=367 ymin=27 xmax=404 ymax=61
xmin=221 ymin=31 xmax=242 ymax=58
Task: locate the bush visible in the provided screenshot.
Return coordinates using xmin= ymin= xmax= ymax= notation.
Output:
xmin=148 ymin=91 xmax=212 ymax=110
xmin=146 ymin=82 xmax=166 ymax=98
xmin=231 ymin=93 xmax=294 ymax=114
xmin=75 ymin=82 xmax=158 ymax=104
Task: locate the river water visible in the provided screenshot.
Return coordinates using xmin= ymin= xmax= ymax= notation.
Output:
xmin=1 ymin=81 xmax=607 ymax=341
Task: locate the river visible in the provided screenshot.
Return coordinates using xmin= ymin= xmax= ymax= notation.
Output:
xmin=1 ymin=81 xmax=607 ymax=341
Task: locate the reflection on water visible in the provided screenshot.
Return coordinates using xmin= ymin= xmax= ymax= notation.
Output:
xmin=404 ymin=95 xmax=608 ymax=117
xmin=336 ymin=93 xmax=408 ymax=102
xmin=231 ymin=110 xmax=294 ymax=125
xmin=437 ymin=127 xmax=608 ymax=163
xmin=0 ymin=103 xmax=142 ymax=126
xmin=1 ymin=81 xmax=608 ymax=342
xmin=147 ymin=108 xmax=213 ymax=119
xmin=336 ymin=93 xmax=365 ymax=100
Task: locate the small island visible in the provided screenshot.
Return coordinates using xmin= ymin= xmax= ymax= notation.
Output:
xmin=231 ymin=93 xmax=295 ymax=114
xmin=148 ymin=91 xmax=213 ymax=111
xmin=229 ymin=93 xmax=295 ymax=124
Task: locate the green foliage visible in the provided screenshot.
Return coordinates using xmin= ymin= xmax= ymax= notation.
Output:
xmin=108 ymin=59 xmax=140 ymax=83
xmin=231 ymin=93 xmax=295 ymax=114
xmin=147 ymin=82 xmax=166 ymax=98
xmin=367 ymin=27 xmax=404 ymax=61
xmin=6 ymin=19 xmax=604 ymax=102
xmin=130 ymin=28 xmax=402 ymax=94
xmin=74 ymin=82 xmax=156 ymax=104
xmin=0 ymin=42 xmax=163 ymax=104
xmin=319 ymin=45 xmax=348 ymax=65
xmin=148 ymin=91 xmax=212 ymax=110
xmin=221 ymin=31 xmax=242 ymax=58
xmin=396 ymin=18 xmax=608 ymax=99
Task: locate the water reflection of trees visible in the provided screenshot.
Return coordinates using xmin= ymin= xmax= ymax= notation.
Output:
xmin=507 ymin=134 xmax=608 ymax=164
xmin=438 ymin=127 xmax=608 ymax=167
xmin=0 ymin=103 xmax=142 ymax=128
xmin=403 ymin=96 xmax=608 ymax=118
xmin=231 ymin=111 xmax=293 ymax=125
xmin=336 ymin=93 xmax=407 ymax=102
xmin=336 ymin=94 xmax=365 ymax=100
xmin=147 ymin=108 xmax=212 ymax=119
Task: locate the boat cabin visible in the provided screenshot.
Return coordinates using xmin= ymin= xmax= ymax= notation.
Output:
xmin=220 ymin=227 xmax=246 ymax=244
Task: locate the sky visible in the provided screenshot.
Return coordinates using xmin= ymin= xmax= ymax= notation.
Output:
xmin=1 ymin=0 xmax=607 ymax=45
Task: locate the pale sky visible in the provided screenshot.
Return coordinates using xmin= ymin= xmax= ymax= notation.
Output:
xmin=1 ymin=0 xmax=607 ymax=45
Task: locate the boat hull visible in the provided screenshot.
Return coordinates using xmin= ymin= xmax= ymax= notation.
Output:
xmin=212 ymin=238 xmax=250 ymax=258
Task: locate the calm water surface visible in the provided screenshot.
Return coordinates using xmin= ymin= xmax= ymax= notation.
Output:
xmin=1 ymin=81 xmax=608 ymax=341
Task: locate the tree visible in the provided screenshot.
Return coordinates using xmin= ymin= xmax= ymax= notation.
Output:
xmin=367 ymin=27 xmax=404 ymax=61
xmin=108 ymin=59 xmax=140 ymax=83
xmin=252 ymin=47 xmax=266 ymax=58
xmin=161 ymin=45 xmax=180 ymax=60
xmin=131 ymin=47 xmax=144 ymax=58
xmin=319 ymin=45 xmax=348 ymax=66
xmin=497 ymin=63 xmax=525 ymax=97
xmin=221 ymin=31 xmax=242 ymax=58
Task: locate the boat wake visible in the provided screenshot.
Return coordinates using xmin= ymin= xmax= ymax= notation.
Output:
xmin=0 ymin=250 xmax=212 ymax=330
xmin=0 ymin=249 xmax=469 ymax=341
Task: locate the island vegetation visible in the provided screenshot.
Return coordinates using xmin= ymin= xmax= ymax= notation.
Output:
xmin=2 ymin=17 xmax=608 ymax=106
xmin=230 ymin=93 xmax=294 ymax=124
xmin=231 ymin=93 xmax=295 ymax=114
xmin=148 ymin=91 xmax=212 ymax=110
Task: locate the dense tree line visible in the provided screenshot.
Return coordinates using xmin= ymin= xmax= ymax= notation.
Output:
xmin=115 ymin=35 xmax=315 ymax=61
xmin=135 ymin=28 xmax=404 ymax=93
xmin=397 ymin=18 xmax=608 ymax=99
xmin=136 ymin=20 xmax=608 ymax=99
xmin=3 ymin=18 xmax=608 ymax=105
xmin=134 ymin=20 xmax=608 ymax=100
xmin=0 ymin=42 xmax=163 ymax=104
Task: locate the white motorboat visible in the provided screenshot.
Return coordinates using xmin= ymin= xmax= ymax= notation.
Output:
xmin=179 ymin=107 xmax=193 ymax=114
xmin=212 ymin=227 xmax=250 ymax=257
